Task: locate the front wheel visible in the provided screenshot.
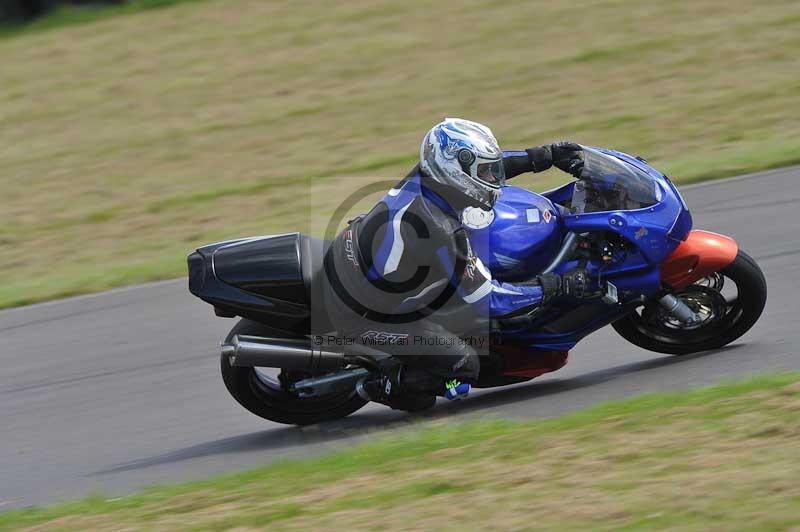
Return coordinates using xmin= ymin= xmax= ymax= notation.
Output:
xmin=220 ymin=320 xmax=368 ymax=425
xmin=612 ymin=250 xmax=766 ymax=355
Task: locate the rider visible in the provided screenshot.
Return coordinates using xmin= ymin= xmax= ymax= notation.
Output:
xmin=321 ymin=118 xmax=589 ymax=409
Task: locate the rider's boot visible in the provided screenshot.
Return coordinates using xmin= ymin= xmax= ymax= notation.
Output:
xmin=357 ymin=361 xmax=473 ymax=410
xmin=356 ymin=362 xmax=438 ymax=412
xmin=443 ymin=379 xmax=471 ymax=401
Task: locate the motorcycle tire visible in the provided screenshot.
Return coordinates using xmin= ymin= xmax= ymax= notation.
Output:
xmin=612 ymin=250 xmax=766 ymax=355
xmin=220 ymin=319 xmax=368 ymax=425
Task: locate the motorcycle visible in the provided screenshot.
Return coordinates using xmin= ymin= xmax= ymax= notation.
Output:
xmin=188 ymin=146 xmax=767 ymax=425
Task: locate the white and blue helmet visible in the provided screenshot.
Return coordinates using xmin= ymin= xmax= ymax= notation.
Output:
xmin=420 ymin=118 xmax=506 ymax=210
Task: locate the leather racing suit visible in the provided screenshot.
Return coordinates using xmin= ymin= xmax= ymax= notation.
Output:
xmin=321 ymin=147 xmax=557 ymax=386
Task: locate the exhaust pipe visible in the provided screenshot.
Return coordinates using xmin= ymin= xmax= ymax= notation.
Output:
xmin=221 ymin=335 xmax=346 ymax=371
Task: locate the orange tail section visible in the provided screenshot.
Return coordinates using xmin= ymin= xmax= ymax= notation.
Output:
xmin=661 ymin=230 xmax=738 ymax=290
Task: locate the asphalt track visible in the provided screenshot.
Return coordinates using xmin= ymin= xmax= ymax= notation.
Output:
xmin=2 ymin=166 xmax=799 ymax=508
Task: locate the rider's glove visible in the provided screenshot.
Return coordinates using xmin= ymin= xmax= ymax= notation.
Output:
xmin=537 ymin=269 xmax=590 ymax=303
xmin=561 ymin=268 xmax=590 ymax=299
xmin=551 ymin=141 xmax=584 ymax=177
xmin=536 ymin=272 xmax=562 ymax=304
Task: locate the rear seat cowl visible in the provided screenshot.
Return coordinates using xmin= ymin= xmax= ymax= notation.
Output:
xmin=213 ymin=233 xmax=306 ymax=305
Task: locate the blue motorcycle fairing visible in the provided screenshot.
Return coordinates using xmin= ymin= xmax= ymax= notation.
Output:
xmin=595 ymin=148 xmax=692 ymax=244
xmin=467 ymin=147 xmax=693 ymax=351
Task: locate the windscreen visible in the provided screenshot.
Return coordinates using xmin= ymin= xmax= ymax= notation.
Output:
xmin=570 ymin=147 xmax=661 ymax=214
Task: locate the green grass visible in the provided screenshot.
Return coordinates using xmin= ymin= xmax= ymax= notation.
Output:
xmin=3 ymin=373 xmax=800 ymax=531
xmin=2 ymin=0 xmax=800 ymax=309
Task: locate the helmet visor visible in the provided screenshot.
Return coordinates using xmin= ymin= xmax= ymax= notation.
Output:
xmin=475 ymin=159 xmax=505 ymax=187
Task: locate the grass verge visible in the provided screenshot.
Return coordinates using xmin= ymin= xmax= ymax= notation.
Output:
xmin=3 ymin=373 xmax=800 ymax=530
xmin=2 ymin=0 xmax=800 ymax=308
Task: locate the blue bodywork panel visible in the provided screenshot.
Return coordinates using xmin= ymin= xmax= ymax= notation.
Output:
xmin=466 ymin=148 xmax=693 ymax=351
xmin=467 ymin=187 xmax=563 ymax=280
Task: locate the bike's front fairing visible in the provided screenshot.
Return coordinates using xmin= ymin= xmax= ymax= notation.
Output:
xmin=467 ymin=147 xmax=692 ymax=350
xmin=562 ymin=147 xmax=692 ymax=262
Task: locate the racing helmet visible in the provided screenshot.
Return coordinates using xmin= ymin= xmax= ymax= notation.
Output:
xmin=419 ymin=118 xmax=505 ymax=210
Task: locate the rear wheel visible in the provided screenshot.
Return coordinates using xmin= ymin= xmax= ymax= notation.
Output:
xmin=612 ymin=250 xmax=766 ymax=355
xmin=220 ymin=320 xmax=368 ymax=425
